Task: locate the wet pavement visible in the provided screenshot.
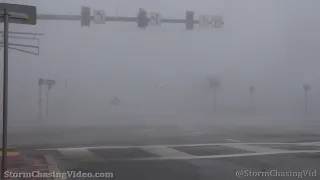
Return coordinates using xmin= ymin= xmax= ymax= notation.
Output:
xmin=11 ymin=124 xmax=320 ymax=180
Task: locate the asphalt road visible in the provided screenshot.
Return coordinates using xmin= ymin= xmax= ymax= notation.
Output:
xmin=11 ymin=124 xmax=320 ymax=180
xmin=8 ymin=122 xmax=320 ymax=147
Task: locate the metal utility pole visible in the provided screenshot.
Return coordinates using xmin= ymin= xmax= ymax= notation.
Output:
xmin=38 ymin=78 xmax=54 ymax=119
xmin=46 ymin=86 xmax=49 ymax=116
xmin=208 ymin=77 xmax=220 ymax=113
xmin=249 ymin=85 xmax=255 ymax=111
xmin=46 ymin=84 xmax=53 ymax=116
xmin=303 ymin=84 xmax=310 ymax=115
xmin=1 ymin=7 xmax=9 ymax=178
xmin=305 ymin=90 xmax=307 ymax=114
xmin=64 ymin=80 xmax=68 ymax=118
xmin=213 ymin=87 xmax=217 ymax=112
xmin=38 ymin=79 xmax=42 ymax=121
xmin=0 ymin=3 xmax=37 ymax=178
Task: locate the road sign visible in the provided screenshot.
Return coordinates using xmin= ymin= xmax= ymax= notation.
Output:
xmin=212 ymin=15 xmax=224 ymax=28
xmin=39 ymin=78 xmax=55 ymax=85
xmin=199 ymin=15 xmax=211 ymax=28
xmin=0 ymin=34 xmax=41 ymax=55
xmin=93 ymin=10 xmax=106 ymax=24
xmin=149 ymin=12 xmax=161 ymax=26
xmin=0 ymin=3 xmax=36 ymax=25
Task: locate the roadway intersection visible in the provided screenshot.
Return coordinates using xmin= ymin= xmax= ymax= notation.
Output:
xmin=10 ymin=124 xmax=320 ymax=180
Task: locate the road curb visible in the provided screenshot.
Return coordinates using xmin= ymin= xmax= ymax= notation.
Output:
xmin=44 ymin=155 xmax=62 ymax=180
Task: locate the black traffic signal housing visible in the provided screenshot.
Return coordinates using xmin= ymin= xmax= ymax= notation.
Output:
xmin=186 ymin=11 xmax=194 ymax=30
xmin=81 ymin=6 xmax=91 ymax=27
xmin=137 ymin=8 xmax=149 ymax=29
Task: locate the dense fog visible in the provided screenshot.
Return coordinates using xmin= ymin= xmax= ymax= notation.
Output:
xmin=1 ymin=0 xmax=320 ymax=130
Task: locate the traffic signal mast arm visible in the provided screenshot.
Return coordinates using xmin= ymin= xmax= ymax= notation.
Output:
xmin=38 ymin=7 xmax=224 ymax=29
xmin=37 ymin=13 xmax=199 ymax=24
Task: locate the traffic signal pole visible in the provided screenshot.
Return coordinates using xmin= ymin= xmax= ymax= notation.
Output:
xmin=0 ymin=3 xmax=37 ymax=177
xmin=1 ymin=7 xmax=9 ymax=179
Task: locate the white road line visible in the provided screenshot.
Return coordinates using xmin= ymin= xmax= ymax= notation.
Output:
xmin=297 ymin=142 xmax=320 ymax=146
xmin=225 ymin=139 xmax=241 ymax=142
xmin=180 ymin=126 xmax=204 ymax=136
xmin=184 ymin=132 xmax=204 ymax=137
xmin=37 ymin=142 xmax=320 ymax=151
xmin=96 ymin=150 xmax=320 ymax=161
xmin=221 ymin=143 xmax=282 ymax=153
xmin=58 ymin=149 xmax=97 ymax=160
xmin=142 ymin=147 xmax=193 ymax=157
xmin=196 ymin=132 xmax=204 ymax=135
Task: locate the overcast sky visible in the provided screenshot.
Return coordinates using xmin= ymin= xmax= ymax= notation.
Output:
xmin=1 ymin=0 xmax=320 ymax=125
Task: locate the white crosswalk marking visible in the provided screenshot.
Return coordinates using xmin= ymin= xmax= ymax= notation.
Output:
xmin=298 ymin=142 xmax=320 ymax=146
xmin=221 ymin=143 xmax=283 ymax=153
xmin=225 ymin=139 xmax=241 ymax=142
xmin=142 ymin=146 xmax=193 ymax=157
xmin=38 ymin=142 xmax=320 ymax=151
xmin=109 ymin=150 xmax=320 ymax=161
xmin=58 ymin=149 xmax=97 ymax=160
xmin=39 ymin=141 xmax=320 ymax=162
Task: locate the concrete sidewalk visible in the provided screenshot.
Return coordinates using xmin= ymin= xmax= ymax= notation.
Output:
xmin=3 ymin=150 xmax=61 ymax=180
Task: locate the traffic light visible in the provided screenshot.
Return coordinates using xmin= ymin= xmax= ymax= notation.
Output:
xmin=186 ymin=11 xmax=194 ymax=30
xmin=137 ymin=8 xmax=149 ymax=29
xmin=81 ymin=6 xmax=91 ymax=27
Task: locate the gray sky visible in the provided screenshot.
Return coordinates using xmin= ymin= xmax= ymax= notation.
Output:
xmin=2 ymin=0 xmax=320 ymax=125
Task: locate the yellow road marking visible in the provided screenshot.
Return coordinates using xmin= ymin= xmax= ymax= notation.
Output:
xmin=0 ymin=151 xmax=20 ymax=156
